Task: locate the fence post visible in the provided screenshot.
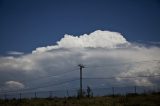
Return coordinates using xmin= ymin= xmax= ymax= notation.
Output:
xmin=112 ymin=87 xmax=115 ymax=96
xmin=4 ymin=94 xmax=7 ymax=100
xmin=143 ymin=89 xmax=146 ymax=94
xmin=34 ymin=92 xmax=37 ymax=98
xmin=67 ymin=90 xmax=69 ymax=97
xmin=49 ymin=91 xmax=52 ymax=98
xmin=19 ymin=93 xmax=21 ymax=100
xmin=134 ymin=86 xmax=137 ymax=94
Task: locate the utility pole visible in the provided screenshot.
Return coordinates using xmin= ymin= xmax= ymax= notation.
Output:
xmin=4 ymin=94 xmax=7 ymax=100
xmin=112 ymin=87 xmax=115 ymax=96
xmin=34 ymin=92 xmax=37 ymax=98
xmin=19 ymin=93 xmax=21 ymax=100
xmin=78 ymin=64 xmax=85 ymax=97
xmin=49 ymin=91 xmax=52 ymax=98
xmin=134 ymin=86 xmax=137 ymax=94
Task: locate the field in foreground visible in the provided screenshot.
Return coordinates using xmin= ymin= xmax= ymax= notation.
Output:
xmin=0 ymin=93 xmax=160 ymax=106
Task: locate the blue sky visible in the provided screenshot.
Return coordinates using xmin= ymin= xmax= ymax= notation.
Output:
xmin=0 ymin=0 xmax=160 ymax=96
xmin=0 ymin=0 xmax=160 ymax=54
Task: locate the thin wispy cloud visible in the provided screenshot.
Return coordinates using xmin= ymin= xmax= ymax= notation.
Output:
xmin=7 ymin=51 xmax=24 ymax=55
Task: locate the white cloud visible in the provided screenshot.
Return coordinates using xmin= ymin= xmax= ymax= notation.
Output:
xmin=5 ymin=81 xmax=24 ymax=90
xmin=134 ymin=78 xmax=153 ymax=86
xmin=0 ymin=30 xmax=160 ymax=92
xmin=7 ymin=51 xmax=24 ymax=55
xmin=32 ymin=30 xmax=129 ymax=53
xmin=57 ymin=30 xmax=129 ymax=48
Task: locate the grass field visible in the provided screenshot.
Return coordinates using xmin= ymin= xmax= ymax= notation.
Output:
xmin=0 ymin=93 xmax=160 ymax=106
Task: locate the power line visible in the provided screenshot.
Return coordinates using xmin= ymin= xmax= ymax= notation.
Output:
xmin=0 ymin=78 xmax=79 ymax=94
xmin=85 ymin=59 xmax=160 ymax=69
xmin=20 ymin=68 xmax=79 ymax=84
xmin=17 ymin=59 xmax=160 ymax=90
xmin=0 ymin=68 xmax=79 ymax=91
xmin=83 ymin=74 xmax=160 ymax=80
xmin=23 ymin=78 xmax=79 ymax=91
xmin=1 ymin=59 xmax=160 ymax=95
xmin=1 ymin=74 xmax=159 ymax=94
xmin=20 ymin=59 xmax=160 ymax=84
xmin=1 ymin=74 xmax=160 ymax=94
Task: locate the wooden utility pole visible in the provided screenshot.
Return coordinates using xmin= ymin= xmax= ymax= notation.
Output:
xmin=78 ymin=64 xmax=85 ymax=97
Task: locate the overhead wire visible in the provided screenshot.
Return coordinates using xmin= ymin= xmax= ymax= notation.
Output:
xmin=0 ymin=68 xmax=79 ymax=93
xmin=0 ymin=78 xmax=79 ymax=94
xmin=84 ymin=59 xmax=160 ymax=69
xmin=1 ymin=59 xmax=160 ymax=94
xmin=11 ymin=74 xmax=160 ymax=93
xmin=20 ymin=68 xmax=79 ymax=84
xmin=83 ymin=74 xmax=160 ymax=80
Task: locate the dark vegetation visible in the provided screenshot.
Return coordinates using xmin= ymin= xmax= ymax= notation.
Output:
xmin=0 ymin=92 xmax=160 ymax=106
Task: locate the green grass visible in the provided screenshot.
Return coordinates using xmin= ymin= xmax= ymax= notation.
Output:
xmin=0 ymin=93 xmax=160 ymax=106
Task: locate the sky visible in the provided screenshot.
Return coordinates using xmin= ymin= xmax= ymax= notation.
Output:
xmin=0 ymin=0 xmax=160 ymax=96
xmin=0 ymin=0 xmax=160 ymax=54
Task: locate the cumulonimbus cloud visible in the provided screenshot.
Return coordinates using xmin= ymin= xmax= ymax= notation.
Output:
xmin=0 ymin=30 xmax=160 ymax=91
xmin=32 ymin=30 xmax=130 ymax=54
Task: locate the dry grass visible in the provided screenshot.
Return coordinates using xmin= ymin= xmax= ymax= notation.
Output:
xmin=0 ymin=93 xmax=160 ymax=106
